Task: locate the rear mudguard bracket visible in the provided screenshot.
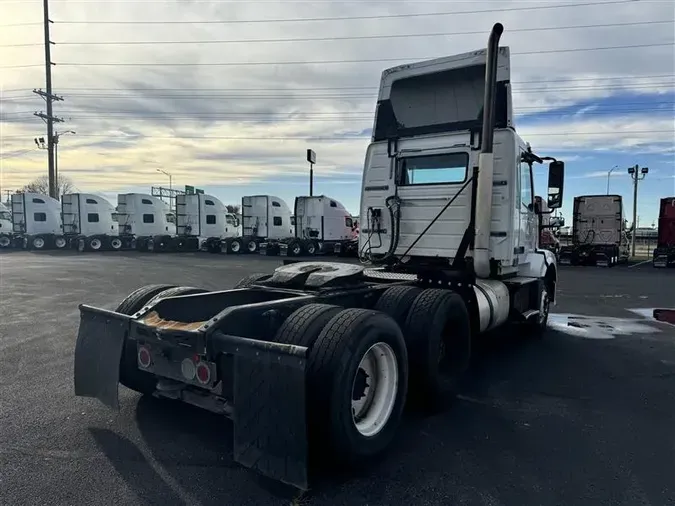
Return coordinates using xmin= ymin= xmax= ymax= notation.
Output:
xmin=73 ymin=305 xmax=131 ymax=410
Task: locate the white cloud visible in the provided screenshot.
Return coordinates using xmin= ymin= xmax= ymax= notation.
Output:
xmin=1 ymin=0 xmax=674 ymax=194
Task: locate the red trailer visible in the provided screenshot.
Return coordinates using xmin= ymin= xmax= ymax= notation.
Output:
xmin=653 ymin=197 xmax=675 ymax=268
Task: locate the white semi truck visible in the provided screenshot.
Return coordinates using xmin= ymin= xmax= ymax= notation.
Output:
xmin=221 ymin=195 xmax=294 ymax=254
xmin=74 ymin=23 xmax=564 ymax=491
xmin=116 ymin=193 xmax=176 ymax=252
xmin=10 ymin=192 xmax=66 ymax=250
xmin=0 ymin=201 xmax=13 ymax=249
xmin=276 ymin=195 xmax=358 ymax=256
xmin=60 ymin=193 xmax=122 ymax=252
xmin=175 ymin=193 xmax=240 ymax=252
xmin=559 ymin=194 xmax=629 ymax=267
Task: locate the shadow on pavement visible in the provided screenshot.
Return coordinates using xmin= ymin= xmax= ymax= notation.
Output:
xmin=89 ymin=427 xmax=185 ymax=505
xmin=127 ymin=321 xmax=672 ymax=505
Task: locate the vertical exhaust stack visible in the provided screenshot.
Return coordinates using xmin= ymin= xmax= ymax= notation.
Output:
xmin=474 ymin=22 xmax=504 ymax=279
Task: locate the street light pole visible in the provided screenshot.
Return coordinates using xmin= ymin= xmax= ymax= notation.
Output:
xmin=53 ymin=130 xmax=76 ymax=198
xmin=627 ymin=164 xmax=649 ymax=258
xmin=156 ymin=168 xmax=173 ymax=210
xmin=606 ymin=165 xmax=618 ymax=195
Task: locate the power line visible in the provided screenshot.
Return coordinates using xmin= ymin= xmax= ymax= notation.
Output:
xmin=3 ymin=102 xmax=673 ymax=116
xmin=0 ymin=130 xmax=672 ymax=142
xmin=2 ymin=64 xmax=43 ymax=69
xmin=34 ymin=1 xmax=641 ymax=26
xmin=0 ymin=149 xmax=40 ymax=160
xmin=4 ymin=19 xmax=671 ymax=47
xmin=3 ymin=82 xmax=671 ymax=102
xmin=46 ymin=42 xmax=675 ymax=67
xmin=2 ymin=109 xmax=669 ymax=123
xmin=4 ymin=74 xmax=673 ymax=94
xmin=6 ymin=0 xmax=647 ymax=3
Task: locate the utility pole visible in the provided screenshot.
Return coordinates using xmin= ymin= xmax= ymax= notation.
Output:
xmin=33 ymin=0 xmax=64 ymax=200
xmin=627 ymin=164 xmax=649 ymax=257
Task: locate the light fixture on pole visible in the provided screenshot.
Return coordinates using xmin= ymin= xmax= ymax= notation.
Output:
xmin=306 ymin=149 xmax=316 ymax=196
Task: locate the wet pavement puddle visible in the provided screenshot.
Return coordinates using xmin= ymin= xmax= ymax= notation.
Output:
xmin=549 ymin=313 xmax=663 ymax=339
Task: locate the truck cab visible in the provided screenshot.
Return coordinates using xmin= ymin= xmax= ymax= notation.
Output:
xmin=175 ymin=193 xmax=240 ymax=252
xmin=72 ymin=24 xmax=567 ymax=491
xmin=10 ymin=192 xmax=66 ymax=250
xmin=226 ymin=195 xmax=294 ymax=254
xmin=285 ymin=195 xmax=357 ymax=256
xmin=117 ymin=193 xmax=176 ymax=251
xmin=559 ymin=195 xmax=629 ymax=267
xmin=0 ymin=201 xmax=13 ymax=248
xmin=360 ymin=46 xmax=563 ymax=282
xmin=61 ymin=193 xmax=120 ymax=251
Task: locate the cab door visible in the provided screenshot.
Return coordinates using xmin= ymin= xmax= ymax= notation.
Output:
xmin=517 ymin=154 xmax=536 ymax=263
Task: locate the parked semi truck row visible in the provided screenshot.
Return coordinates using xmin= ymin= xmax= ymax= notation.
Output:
xmin=653 ymin=197 xmax=675 ymax=268
xmin=1 ymin=190 xmax=358 ymax=257
xmin=2 ymin=192 xmax=240 ymax=252
xmin=212 ymin=194 xmax=359 ymax=257
xmin=74 ymin=23 xmax=569 ymax=490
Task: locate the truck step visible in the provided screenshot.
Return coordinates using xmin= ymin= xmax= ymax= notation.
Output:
xmin=522 ymin=309 xmax=540 ymax=321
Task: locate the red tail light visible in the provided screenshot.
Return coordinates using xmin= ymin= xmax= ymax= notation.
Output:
xmin=196 ymin=362 xmax=211 ymax=384
xmin=138 ymin=346 xmax=151 ymax=368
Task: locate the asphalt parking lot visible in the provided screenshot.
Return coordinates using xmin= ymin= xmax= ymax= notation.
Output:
xmin=1 ymin=251 xmax=674 ymax=506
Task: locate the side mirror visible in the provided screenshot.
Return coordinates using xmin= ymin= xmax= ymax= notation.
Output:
xmin=547 ymin=161 xmax=564 ymax=209
xmin=235 ymin=218 xmax=240 ymax=228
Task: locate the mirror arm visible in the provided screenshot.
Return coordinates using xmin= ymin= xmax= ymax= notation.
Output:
xmin=521 ymin=151 xmax=543 ymax=165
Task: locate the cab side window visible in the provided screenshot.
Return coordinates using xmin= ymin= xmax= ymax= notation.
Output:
xmin=519 ymin=158 xmax=533 ymax=211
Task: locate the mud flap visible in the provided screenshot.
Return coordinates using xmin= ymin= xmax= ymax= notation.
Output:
xmin=216 ymin=333 xmax=309 ymax=490
xmin=73 ymin=305 xmax=131 ymax=410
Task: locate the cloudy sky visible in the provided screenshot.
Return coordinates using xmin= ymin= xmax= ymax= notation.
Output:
xmin=1 ymin=0 xmax=673 ymax=224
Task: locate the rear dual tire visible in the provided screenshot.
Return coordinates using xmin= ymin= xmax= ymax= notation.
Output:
xmin=77 ymin=236 xmax=118 ymax=252
xmin=275 ymin=304 xmax=408 ymax=467
xmin=376 ymin=286 xmax=471 ymax=410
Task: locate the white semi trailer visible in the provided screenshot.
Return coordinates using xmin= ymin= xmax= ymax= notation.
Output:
xmin=175 ymin=193 xmax=241 ymax=252
xmin=10 ymin=192 xmax=66 ymax=250
xmin=61 ymin=193 xmax=122 ymax=252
